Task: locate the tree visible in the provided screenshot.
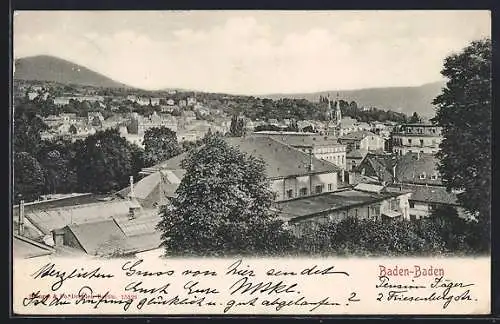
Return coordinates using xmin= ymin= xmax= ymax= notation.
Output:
xmin=37 ymin=139 xmax=78 ymax=194
xmin=74 ymin=129 xmax=136 ymax=193
xmin=409 ymin=112 xmax=422 ymax=123
xmin=432 ymin=38 xmax=491 ymax=231
xmin=14 ymin=152 xmax=45 ymax=203
xmin=157 ymin=134 xmax=291 ymax=256
xmin=13 ymin=102 xmax=49 ymax=155
xmin=142 ymin=126 xmax=181 ymax=167
xmin=229 ymin=115 xmax=245 ymax=137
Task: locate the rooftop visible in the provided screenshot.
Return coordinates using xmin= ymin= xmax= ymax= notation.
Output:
xmin=144 ymin=137 xmax=341 ymax=179
xmin=61 ymin=210 xmax=162 ymax=256
xmin=22 ymin=199 xmax=140 ymax=236
xmin=347 ymin=149 xmax=369 ymax=159
xmin=251 ymin=132 xmax=342 ymax=148
xmin=386 ymin=184 xmax=459 ymax=205
xmin=276 ymin=188 xmax=401 ymax=222
xmin=225 ymin=137 xmax=341 ymax=178
xmin=395 ymin=153 xmax=442 ymax=185
xmin=13 ymin=234 xmax=55 ymax=259
xmin=340 ymin=130 xmax=378 ymax=141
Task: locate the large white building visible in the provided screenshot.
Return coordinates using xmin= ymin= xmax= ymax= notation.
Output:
xmin=391 ymin=123 xmax=443 ymax=156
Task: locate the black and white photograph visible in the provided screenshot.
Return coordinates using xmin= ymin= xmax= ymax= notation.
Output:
xmin=10 ymin=9 xmax=493 ymax=317
xmin=12 ymin=10 xmax=491 ymax=260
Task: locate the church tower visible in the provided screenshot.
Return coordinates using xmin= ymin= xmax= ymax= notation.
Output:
xmin=335 ymin=92 xmax=342 ymax=126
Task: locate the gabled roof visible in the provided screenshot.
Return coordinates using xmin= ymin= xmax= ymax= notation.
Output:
xmin=395 ymin=153 xmax=442 ymax=185
xmin=347 ymin=149 xmax=368 ymax=159
xmin=145 ymin=137 xmax=341 ymax=180
xmin=225 ymin=137 xmax=341 ymax=178
xmin=357 ymin=153 xmax=395 ymax=183
xmin=66 ymin=220 xmax=127 ymax=255
xmin=63 ymin=210 xmax=163 ymax=256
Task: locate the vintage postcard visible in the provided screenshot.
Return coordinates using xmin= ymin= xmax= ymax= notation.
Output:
xmin=11 ymin=10 xmax=491 ymax=315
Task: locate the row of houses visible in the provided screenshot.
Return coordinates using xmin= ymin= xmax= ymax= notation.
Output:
xmin=13 ymin=123 xmax=452 ymax=260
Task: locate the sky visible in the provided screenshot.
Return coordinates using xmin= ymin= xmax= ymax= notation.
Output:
xmin=13 ymin=10 xmax=491 ymax=95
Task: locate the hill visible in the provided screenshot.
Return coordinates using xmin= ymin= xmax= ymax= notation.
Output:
xmin=260 ymin=81 xmax=446 ymax=118
xmin=14 ymin=55 xmax=131 ymax=89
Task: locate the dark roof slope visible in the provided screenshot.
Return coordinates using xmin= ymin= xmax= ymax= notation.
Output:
xmin=225 ymin=137 xmax=341 ymax=178
xmin=395 ymin=153 xmax=442 ymax=185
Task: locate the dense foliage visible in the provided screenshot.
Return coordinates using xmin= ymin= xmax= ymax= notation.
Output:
xmin=157 ymin=134 xmax=292 ymax=256
xmin=291 ymin=213 xmax=488 ymax=257
xmin=432 ymin=38 xmax=491 ymax=232
xmin=142 ymin=126 xmax=181 ymax=167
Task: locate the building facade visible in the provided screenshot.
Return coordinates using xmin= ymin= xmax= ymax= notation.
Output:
xmin=391 ymin=123 xmax=443 ymax=156
xmin=339 ymin=131 xmax=385 ymax=152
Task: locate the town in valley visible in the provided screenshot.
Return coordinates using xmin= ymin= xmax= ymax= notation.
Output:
xmin=12 ymin=11 xmax=491 ymax=259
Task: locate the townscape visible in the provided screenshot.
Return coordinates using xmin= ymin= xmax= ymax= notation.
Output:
xmin=12 ymin=13 xmax=491 ymax=260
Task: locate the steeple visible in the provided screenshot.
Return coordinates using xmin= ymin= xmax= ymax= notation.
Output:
xmin=335 ymin=92 xmax=342 ymax=125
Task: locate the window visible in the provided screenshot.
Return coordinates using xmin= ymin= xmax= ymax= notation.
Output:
xmin=286 ymin=189 xmax=293 ymax=199
xmin=354 ymin=209 xmax=358 ymax=218
xmin=315 ymin=185 xmax=324 ymax=194
xmin=431 ymin=174 xmax=438 ymax=180
xmin=410 ymin=214 xmax=417 ymax=221
xmin=419 ymin=172 xmax=426 ymax=180
xmin=328 ymin=183 xmax=333 ymax=191
xmin=299 ymin=187 xmax=308 ymax=196
xmin=408 ymin=139 xmax=412 ymax=144
xmin=420 ymin=139 xmax=424 ymax=146
xmin=409 ymin=201 xmax=415 ymax=208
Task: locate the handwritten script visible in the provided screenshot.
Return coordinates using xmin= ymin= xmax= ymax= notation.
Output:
xmin=13 ymin=257 xmax=488 ymax=315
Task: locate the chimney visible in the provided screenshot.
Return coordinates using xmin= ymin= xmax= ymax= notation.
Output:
xmin=129 ymin=176 xmax=135 ymax=199
xmin=129 ymin=205 xmax=141 ymax=220
xmin=18 ymin=200 xmax=25 ymax=236
xmin=348 ymin=172 xmax=355 ymax=185
xmin=392 ymin=164 xmax=397 ymax=183
xmin=52 ymin=228 xmax=65 ymax=247
xmin=308 ymin=149 xmax=314 ymax=172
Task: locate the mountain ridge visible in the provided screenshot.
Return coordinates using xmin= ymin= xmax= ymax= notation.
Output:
xmin=14 ymin=55 xmax=132 ymax=89
xmin=14 ymin=55 xmax=445 ymax=117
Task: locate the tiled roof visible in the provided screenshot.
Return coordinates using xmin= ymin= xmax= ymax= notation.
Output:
xmin=147 ymin=137 xmax=341 ymax=179
xmin=225 ymin=137 xmax=341 ymax=178
xmin=63 ymin=211 xmax=163 ymax=256
xmin=113 ymin=211 xmax=161 ymax=236
xmin=357 ymin=153 xmax=395 ymax=183
xmin=395 ymin=153 xmax=442 ymax=185
xmin=340 ymin=130 xmax=377 ymax=141
xmin=386 ymin=184 xmax=459 ymax=205
xmin=67 ymin=220 xmax=127 ymax=255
